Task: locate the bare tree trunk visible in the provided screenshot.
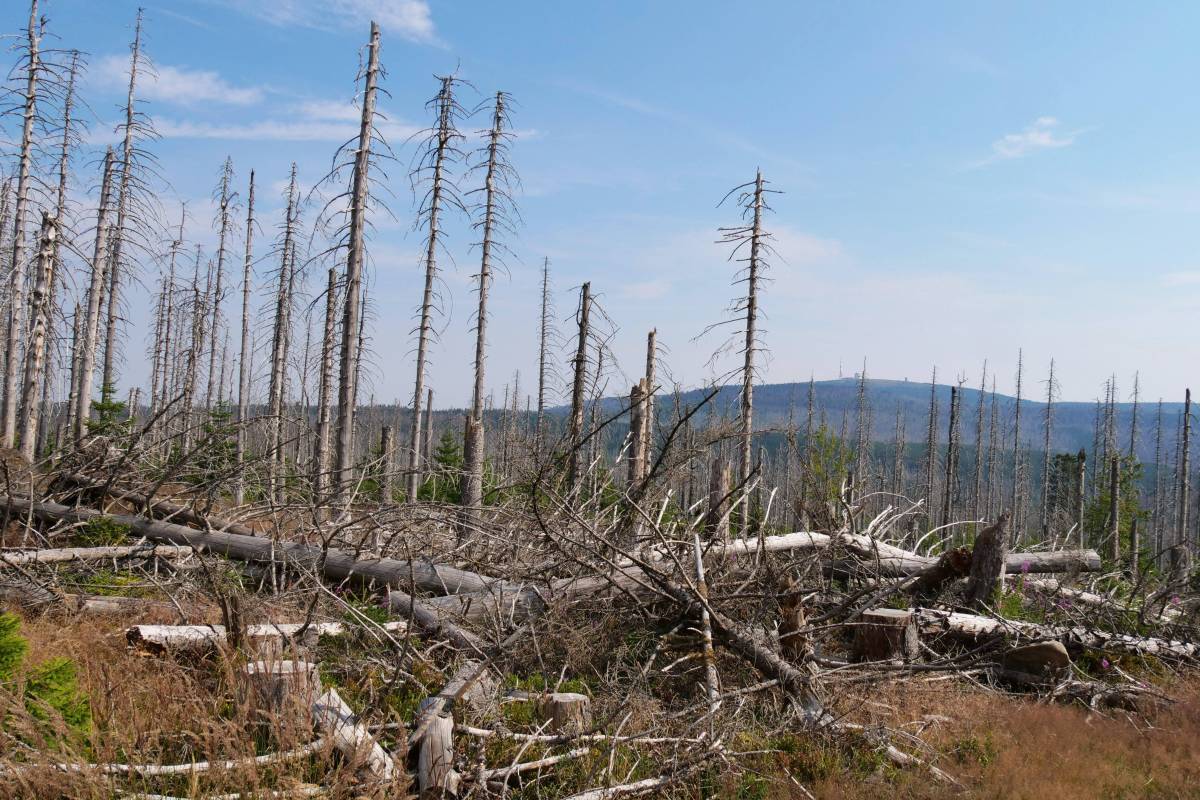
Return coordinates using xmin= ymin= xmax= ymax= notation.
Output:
xmin=941 ymin=383 xmax=960 ymax=533
xmin=1107 ymin=456 xmax=1120 ymax=564
xmin=1128 ymin=372 xmax=1140 ymax=460
xmin=972 ymin=361 xmax=987 ymax=522
xmin=567 ymin=282 xmax=592 ymax=491
xmin=1075 ymin=449 xmax=1087 ymax=547
xmin=206 ymin=158 xmax=234 ymax=407
xmin=2 ymin=0 xmax=41 ymax=448
xmin=101 ymin=10 xmax=144 ymax=398
xmin=643 ymin=328 xmax=656 ymax=471
xmin=73 ymin=149 xmax=116 ymax=443
xmin=1152 ymin=400 xmax=1165 ymax=563
xmin=739 ymin=172 xmax=766 ymax=502
xmin=18 ymin=213 xmax=55 ymax=460
xmin=985 ymin=380 xmax=999 ymax=520
xmin=923 ymin=368 xmax=938 ymax=534
xmin=1010 ymin=349 xmax=1024 ymax=543
xmin=332 ymin=22 xmax=381 ymax=501
xmin=1040 ymin=359 xmax=1056 ymax=539
xmin=235 ymin=171 xmax=255 ymax=505
xmin=1176 ymin=388 xmax=1190 ymax=552
xmin=535 ymin=258 xmax=552 ymax=448
xmin=314 ymin=267 xmax=338 ymax=500
xmin=268 ymin=167 xmax=299 ymax=502
xmin=421 ymin=388 xmax=434 ymax=488
xmin=460 ymin=91 xmax=509 ymax=521
xmin=380 ymin=424 xmax=394 ymax=506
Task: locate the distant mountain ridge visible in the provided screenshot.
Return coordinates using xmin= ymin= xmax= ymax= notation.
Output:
xmin=570 ymin=377 xmax=1182 ymax=461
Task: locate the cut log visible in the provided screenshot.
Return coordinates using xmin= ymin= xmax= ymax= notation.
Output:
xmin=907 ymin=547 xmax=972 ymax=603
xmin=244 ymin=659 xmax=395 ymax=781
xmin=853 ymin=608 xmax=919 ymax=662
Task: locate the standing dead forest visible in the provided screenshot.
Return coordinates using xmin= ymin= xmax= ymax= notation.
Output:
xmin=1 ymin=5 xmax=1200 ymax=800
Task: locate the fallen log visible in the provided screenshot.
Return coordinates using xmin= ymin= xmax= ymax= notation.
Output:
xmin=1 ymin=544 xmax=194 ymax=567
xmin=2 ymin=497 xmax=513 ymax=598
xmin=127 ymin=620 xmax=408 ymax=655
xmin=913 ymin=607 xmax=1200 ymax=661
xmin=58 ymin=473 xmax=259 ymax=537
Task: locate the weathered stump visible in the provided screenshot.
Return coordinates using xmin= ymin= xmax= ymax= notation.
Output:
xmin=854 ymin=608 xmax=919 ymax=662
xmin=416 ymin=696 xmax=460 ymax=797
xmin=537 ymin=692 xmax=592 ymax=734
xmin=999 ymin=640 xmax=1070 ymax=684
xmin=965 ymin=512 xmax=1010 ymax=610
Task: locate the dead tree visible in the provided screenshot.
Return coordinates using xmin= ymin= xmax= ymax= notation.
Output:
xmin=1176 ymin=388 xmax=1190 ymax=552
xmin=567 ymin=282 xmax=592 ymax=491
xmin=1107 ymin=456 xmax=1120 ymax=563
xmin=1075 ymin=448 xmax=1087 ymax=547
xmin=313 ymin=267 xmax=338 ymax=500
xmin=332 ymin=22 xmax=382 ymax=499
xmin=1129 ymin=372 xmax=1140 ymax=460
xmin=267 ymin=167 xmax=300 ymax=502
xmin=17 ymin=213 xmax=56 ymax=460
xmin=941 ymin=382 xmax=961 ymax=532
xmin=1010 ymin=349 xmax=1024 ymax=542
xmin=972 ymin=361 xmax=988 ymax=522
xmin=1040 ymin=359 xmax=1057 ymax=539
xmin=102 ymin=9 xmax=152 ymax=397
xmin=206 ymin=158 xmax=237 ymax=407
xmin=73 ymin=149 xmax=116 ymax=442
xmin=535 ymin=257 xmax=557 ymax=448
xmin=406 ymin=74 xmax=465 ymax=502
xmin=461 ymin=91 xmax=516 ymax=523
xmin=2 ymin=0 xmax=42 ymax=448
xmin=923 ymin=368 xmax=939 ymax=534
xmin=234 ymin=171 xmax=256 ymax=505
xmin=643 ymin=328 xmax=657 ymax=465
xmin=715 ymin=170 xmax=774 ymax=509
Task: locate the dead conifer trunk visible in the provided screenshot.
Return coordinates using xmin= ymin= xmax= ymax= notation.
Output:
xmin=460 ymin=91 xmax=511 ymax=524
xmin=235 ymin=171 xmax=256 ymax=504
xmin=313 ymin=266 xmax=338 ymax=500
xmin=1107 ymin=456 xmax=1120 ymax=563
xmin=1177 ymin=388 xmax=1191 ymax=552
xmin=73 ymin=149 xmax=116 ymax=443
xmin=923 ymin=369 xmax=939 ymax=535
xmin=2 ymin=0 xmax=41 ymax=448
xmin=1040 ymin=359 xmax=1056 ymax=539
xmin=972 ymin=361 xmax=987 ymax=522
xmin=739 ymin=172 xmax=766 ymax=509
xmin=101 ymin=10 xmax=144 ymax=399
xmin=207 ymin=158 xmax=235 ymax=407
xmin=535 ymin=258 xmax=553 ymax=448
xmin=334 ymin=22 xmax=381 ymax=500
xmin=567 ymin=282 xmax=592 ymax=491
xmin=18 ymin=213 xmax=55 ymax=459
xmin=268 ymin=168 xmax=300 ymax=503
xmin=1010 ymin=350 xmax=1024 ymax=542
xmin=1075 ymin=448 xmax=1087 ymax=546
xmin=407 ymin=74 xmax=461 ymax=504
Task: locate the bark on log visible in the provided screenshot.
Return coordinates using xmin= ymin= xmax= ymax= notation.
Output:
xmin=913 ymin=608 xmax=1200 ymax=661
xmin=2 ymin=497 xmax=514 ymax=597
xmin=128 ymin=620 xmax=408 ymax=655
xmin=1 ymin=544 xmax=193 ymax=567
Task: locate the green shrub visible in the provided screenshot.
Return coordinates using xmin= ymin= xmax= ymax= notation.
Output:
xmin=0 ymin=612 xmax=92 ymax=743
xmin=75 ymin=515 xmax=131 ymax=547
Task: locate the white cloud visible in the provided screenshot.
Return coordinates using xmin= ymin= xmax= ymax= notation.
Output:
xmin=979 ymin=116 xmax=1079 ymax=165
xmin=1162 ymin=271 xmax=1200 ymax=287
xmin=228 ymin=0 xmax=437 ymax=44
xmin=153 ymin=101 xmax=419 ymax=142
xmin=92 ymin=55 xmax=264 ymax=106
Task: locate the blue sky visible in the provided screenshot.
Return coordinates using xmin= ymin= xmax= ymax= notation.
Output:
xmin=12 ymin=1 xmax=1200 ymax=406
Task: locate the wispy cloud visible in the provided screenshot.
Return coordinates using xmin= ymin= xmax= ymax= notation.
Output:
xmin=148 ymin=100 xmax=419 ymax=142
xmin=223 ymin=0 xmax=438 ymax=44
xmin=973 ymin=116 xmax=1081 ymax=167
xmin=91 ymin=54 xmax=264 ymax=106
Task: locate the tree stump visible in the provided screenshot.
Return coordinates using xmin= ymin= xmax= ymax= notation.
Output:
xmin=537 ymin=692 xmax=591 ymax=734
xmin=854 ymin=609 xmax=919 ymax=662
xmin=416 ymin=696 xmax=460 ymax=797
xmin=244 ymin=660 xmax=395 ymax=781
xmin=778 ymin=580 xmax=811 ymax=661
xmin=965 ymin=512 xmax=1010 ymax=610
